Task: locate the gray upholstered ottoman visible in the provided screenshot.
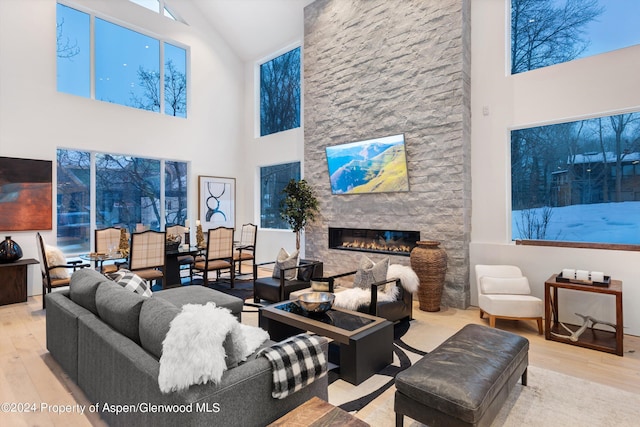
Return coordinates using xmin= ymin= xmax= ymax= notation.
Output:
xmin=394 ymin=324 xmax=529 ymax=427
xmin=155 ymin=285 xmax=244 ymax=319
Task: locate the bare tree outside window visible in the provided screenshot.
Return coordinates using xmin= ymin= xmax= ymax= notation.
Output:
xmin=164 ymin=60 xmax=187 ymax=117
xmin=131 ymin=60 xmax=186 ymax=116
xmin=57 ymin=18 xmax=80 ymax=59
xmin=511 ymin=0 xmax=603 ymax=74
xmin=260 ymin=47 xmax=301 ymax=136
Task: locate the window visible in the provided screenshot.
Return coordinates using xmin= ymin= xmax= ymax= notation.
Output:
xmin=511 ymin=0 xmax=640 ymax=74
xmin=511 ymin=112 xmax=640 ymax=245
xmin=164 ymin=43 xmax=187 ymax=117
xmin=128 ymin=0 xmax=184 ymax=22
xmin=56 ymin=4 xmax=90 ymax=97
xmin=57 ymin=149 xmax=188 ymax=253
xmin=56 ymin=3 xmax=188 ymax=117
xmin=259 ymin=47 xmax=301 ymax=136
xmin=260 ymin=162 xmax=301 ymax=229
xmin=95 ymin=19 xmax=160 ymax=110
xmin=165 ymin=161 xmax=188 ymax=225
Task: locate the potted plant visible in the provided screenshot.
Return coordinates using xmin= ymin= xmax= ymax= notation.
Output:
xmin=280 ymin=179 xmax=319 ymax=250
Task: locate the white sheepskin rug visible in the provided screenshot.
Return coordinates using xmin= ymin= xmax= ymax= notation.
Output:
xmin=158 ymin=302 xmax=269 ymax=393
xmin=388 ymin=264 xmax=419 ymax=293
xmin=333 ymin=264 xmax=419 ymax=311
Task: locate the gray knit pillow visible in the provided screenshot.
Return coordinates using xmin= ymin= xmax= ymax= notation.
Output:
xmin=353 ymin=256 xmax=389 ymax=290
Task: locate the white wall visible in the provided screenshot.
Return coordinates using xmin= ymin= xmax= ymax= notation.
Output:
xmin=240 ymin=47 xmax=305 ymax=262
xmin=471 ymin=0 xmax=640 ymax=335
xmin=0 ymin=0 xmax=244 ymax=296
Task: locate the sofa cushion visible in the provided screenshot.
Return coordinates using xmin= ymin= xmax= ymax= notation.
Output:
xmin=95 ymin=280 xmax=145 ymax=344
xmin=70 ymin=268 xmax=112 ymax=316
xmin=155 ymin=286 xmax=243 ymax=317
xmin=139 ymin=296 xmax=180 ymax=359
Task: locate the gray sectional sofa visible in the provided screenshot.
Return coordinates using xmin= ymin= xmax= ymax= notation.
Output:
xmin=45 ymin=268 xmax=328 ymax=427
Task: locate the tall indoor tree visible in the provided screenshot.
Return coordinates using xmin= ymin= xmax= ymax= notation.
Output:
xmin=280 ymin=179 xmax=319 ymax=251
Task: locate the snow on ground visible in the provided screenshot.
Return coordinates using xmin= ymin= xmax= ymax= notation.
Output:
xmin=512 ymin=201 xmax=640 ymax=244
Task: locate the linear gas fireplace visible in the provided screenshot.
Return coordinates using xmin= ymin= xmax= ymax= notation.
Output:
xmin=329 ymin=227 xmax=420 ymax=257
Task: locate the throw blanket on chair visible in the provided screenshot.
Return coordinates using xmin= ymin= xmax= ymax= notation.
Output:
xmin=258 ymin=333 xmax=327 ymax=399
xmin=334 ymin=264 xmax=419 ymax=311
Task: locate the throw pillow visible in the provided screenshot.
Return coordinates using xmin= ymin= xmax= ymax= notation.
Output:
xmin=223 ymin=321 xmax=270 ymax=368
xmin=271 ymin=248 xmax=299 ymax=280
xmin=45 ymin=244 xmax=70 ymax=279
xmin=297 ymin=262 xmax=317 ymax=282
xmin=353 ymin=255 xmax=389 ymax=290
xmin=110 ymin=268 xmax=152 ymax=297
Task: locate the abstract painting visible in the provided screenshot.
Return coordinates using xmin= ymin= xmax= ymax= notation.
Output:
xmin=198 ymin=176 xmax=235 ymax=230
xmin=0 ymin=156 xmax=53 ymax=230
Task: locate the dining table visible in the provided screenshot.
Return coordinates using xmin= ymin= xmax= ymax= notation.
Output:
xmin=79 ymin=252 xmax=126 ymax=273
xmin=164 ymin=245 xmax=201 ymax=287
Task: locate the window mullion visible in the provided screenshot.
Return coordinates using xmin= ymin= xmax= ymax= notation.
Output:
xmin=90 ymin=152 xmax=97 ymax=250
xmin=90 ymin=14 xmax=95 ymax=99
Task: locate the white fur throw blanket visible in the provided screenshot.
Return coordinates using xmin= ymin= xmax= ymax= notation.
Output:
xmin=333 ymin=264 xmax=419 ymax=311
xmin=158 ymin=302 xmax=269 ymax=393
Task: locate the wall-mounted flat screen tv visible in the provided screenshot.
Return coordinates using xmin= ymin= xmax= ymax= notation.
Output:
xmin=325 ymin=133 xmax=410 ymax=194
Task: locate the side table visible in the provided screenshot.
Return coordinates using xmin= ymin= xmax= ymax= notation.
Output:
xmin=0 ymin=258 xmax=39 ymax=306
xmin=544 ymin=274 xmax=623 ymax=356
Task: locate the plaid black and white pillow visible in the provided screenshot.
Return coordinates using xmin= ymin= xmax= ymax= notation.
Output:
xmin=109 ymin=269 xmax=152 ymax=297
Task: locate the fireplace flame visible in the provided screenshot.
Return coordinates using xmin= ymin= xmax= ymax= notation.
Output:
xmin=341 ymin=239 xmax=411 ymax=254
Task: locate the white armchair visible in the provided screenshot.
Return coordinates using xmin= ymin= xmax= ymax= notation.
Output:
xmin=475 ymin=264 xmax=543 ymax=334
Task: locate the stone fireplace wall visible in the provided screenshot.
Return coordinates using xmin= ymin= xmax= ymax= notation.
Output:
xmin=303 ymin=0 xmax=471 ymax=308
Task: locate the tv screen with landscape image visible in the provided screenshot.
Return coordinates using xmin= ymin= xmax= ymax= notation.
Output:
xmin=325 ymin=134 xmax=410 ymax=194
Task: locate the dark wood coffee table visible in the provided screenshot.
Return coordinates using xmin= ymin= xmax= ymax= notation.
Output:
xmin=259 ymin=301 xmax=393 ymax=385
xmin=268 ymin=397 xmax=369 ymax=426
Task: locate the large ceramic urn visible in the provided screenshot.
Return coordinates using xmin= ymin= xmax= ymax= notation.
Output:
xmin=410 ymin=240 xmax=447 ymax=312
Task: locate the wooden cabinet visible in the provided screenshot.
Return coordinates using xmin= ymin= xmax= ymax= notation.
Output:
xmin=0 ymin=258 xmax=39 ymax=306
xmin=545 ymin=274 xmax=623 ymax=356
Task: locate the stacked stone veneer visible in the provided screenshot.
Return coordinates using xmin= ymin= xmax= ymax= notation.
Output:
xmin=303 ymin=0 xmax=471 ymax=308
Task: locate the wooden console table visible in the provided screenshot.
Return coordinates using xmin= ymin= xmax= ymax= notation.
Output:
xmin=0 ymin=258 xmax=39 ymax=306
xmin=544 ymin=274 xmax=623 ymax=356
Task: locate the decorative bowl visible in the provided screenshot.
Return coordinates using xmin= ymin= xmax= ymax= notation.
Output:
xmin=297 ymin=292 xmax=335 ymax=315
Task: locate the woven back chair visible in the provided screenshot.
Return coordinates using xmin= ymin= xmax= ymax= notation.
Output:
xmin=95 ymin=227 xmax=124 ymax=273
xmin=233 ymin=223 xmax=257 ymax=278
xmin=129 ymin=230 xmax=166 ymax=285
xmin=193 ymin=227 xmax=235 ymax=288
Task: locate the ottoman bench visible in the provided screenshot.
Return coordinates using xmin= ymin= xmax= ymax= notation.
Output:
xmin=394 ymin=324 xmax=529 ymax=427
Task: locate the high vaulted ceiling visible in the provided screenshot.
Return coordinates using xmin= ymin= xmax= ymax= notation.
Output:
xmin=189 ymin=0 xmax=315 ymax=62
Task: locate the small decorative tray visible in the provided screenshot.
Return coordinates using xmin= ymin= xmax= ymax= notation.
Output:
xmin=556 ymin=272 xmax=611 ymax=287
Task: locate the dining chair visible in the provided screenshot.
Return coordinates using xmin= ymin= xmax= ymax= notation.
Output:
xmin=94 ymin=227 xmax=123 ymax=273
xmin=192 ymin=227 xmax=235 ymax=288
xmin=129 ymin=230 xmax=166 ymax=288
xmin=166 ymin=224 xmax=194 ymax=281
xmin=233 ymin=223 xmax=257 ymax=279
xmin=36 ymin=232 xmax=89 ymax=309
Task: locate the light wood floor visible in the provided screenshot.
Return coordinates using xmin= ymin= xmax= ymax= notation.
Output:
xmin=1 ymin=294 xmax=638 ymax=426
